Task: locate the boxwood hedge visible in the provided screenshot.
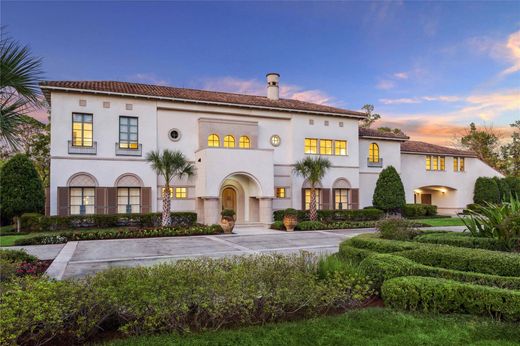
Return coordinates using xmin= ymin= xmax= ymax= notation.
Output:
xmin=341 ymin=233 xmax=422 ymax=253
xmin=414 ymin=232 xmax=510 ymax=251
xmin=272 ymin=208 xmax=384 ymax=222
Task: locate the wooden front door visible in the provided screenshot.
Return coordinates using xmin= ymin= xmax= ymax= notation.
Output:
xmin=222 ymin=187 xmax=237 ymax=212
xmin=421 ymin=194 xmax=432 ymax=205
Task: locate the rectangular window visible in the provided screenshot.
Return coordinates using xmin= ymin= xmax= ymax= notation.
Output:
xmin=119 ymin=116 xmax=138 ymax=149
xmin=334 ymin=189 xmax=348 ymax=210
xmin=275 ymin=187 xmax=286 ymax=198
xmin=175 ymin=187 xmax=187 ymax=199
xmin=426 ymin=155 xmax=446 ymax=171
xmin=425 ymin=156 xmax=431 ymax=170
xmin=319 ymin=139 xmax=332 ymax=155
xmin=161 ymin=187 xmax=174 ymax=198
xmin=460 ymin=157 xmax=465 ymax=172
xmin=304 ymin=138 xmax=318 ymax=154
xmin=72 ymin=113 xmax=93 ymax=147
xmin=335 ymin=140 xmax=347 ymax=156
xmin=69 ymin=187 xmax=95 ymax=215
xmin=453 ymin=157 xmax=459 ymax=171
xmin=432 ymin=156 xmax=438 ymax=170
xmin=304 ymin=189 xmax=321 ymax=210
xmin=117 ymin=187 xmax=141 ymax=213
xmin=440 ymin=156 xmax=445 ymax=171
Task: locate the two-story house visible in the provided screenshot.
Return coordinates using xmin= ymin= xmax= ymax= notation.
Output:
xmin=40 ymin=73 xmax=502 ymax=224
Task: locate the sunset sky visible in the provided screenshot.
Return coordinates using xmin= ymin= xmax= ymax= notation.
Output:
xmin=3 ymin=1 xmax=519 ymax=145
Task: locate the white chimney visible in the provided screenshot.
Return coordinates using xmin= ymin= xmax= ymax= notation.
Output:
xmin=266 ymin=73 xmax=280 ymax=100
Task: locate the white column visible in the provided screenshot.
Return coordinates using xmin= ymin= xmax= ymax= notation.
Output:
xmin=259 ymin=197 xmax=273 ymax=225
xmin=203 ymin=197 xmax=220 ymax=225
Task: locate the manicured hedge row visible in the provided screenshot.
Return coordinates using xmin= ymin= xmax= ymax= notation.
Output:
xmin=271 ymin=220 xmax=377 ymax=231
xmin=382 ymin=276 xmax=520 ymax=321
xmin=338 ymin=244 xmax=376 ymax=264
xmin=414 ymin=232 xmax=510 ymax=251
xmin=341 ymin=233 xmax=422 ymax=253
xmin=272 ymin=208 xmax=384 ymax=222
xmin=13 ymin=225 xmax=223 ymax=246
xmin=359 ymin=253 xmax=520 ymax=290
xmin=398 ymin=246 xmax=520 ymax=277
xmin=402 ymin=204 xmax=437 ymax=217
xmin=20 ymin=212 xmax=198 ymax=231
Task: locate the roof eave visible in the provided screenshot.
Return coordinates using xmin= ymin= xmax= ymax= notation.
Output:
xmin=360 ymin=135 xmax=409 ymax=142
xmin=401 ymin=150 xmax=477 ymax=158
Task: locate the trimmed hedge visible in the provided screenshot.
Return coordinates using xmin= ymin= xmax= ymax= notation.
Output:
xmin=19 ymin=212 xmax=198 ymax=232
xmin=273 ymin=208 xmax=384 ymax=222
xmin=372 ymin=166 xmax=406 ymax=212
xmin=474 ymin=177 xmax=500 ymax=204
xmin=414 ymin=232 xmax=510 ymax=251
xmin=13 ymin=224 xmax=223 ymax=246
xmin=341 ymin=233 xmax=422 ymax=254
xmin=402 ymin=204 xmax=437 ymax=217
xmin=359 ymin=253 xmax=520 ymax=290
xmin=382 ymin=276 xmax=520 ymax=321
xmin=398 ymin=245 xmax=520 ymax=277
xmin=296 ymin=221 xmax=327 ymax=231
xmin=338 ymin=244 xmax=376 ymax=264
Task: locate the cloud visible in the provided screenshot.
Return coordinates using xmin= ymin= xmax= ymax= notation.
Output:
xmin=393 ymin=72 xmax=409 ymax=79
xmin=380 ymin=95 xmax=462 ymax=105
xmin=380 ymin=98 xmax=420 ymax=105
xmin=501 ymin=30 xmax=520 ymax=75
xmin=376 ymin=80 xmax=396 ymax=90
xmin=127 ymin=73 xmax=169 ymax=86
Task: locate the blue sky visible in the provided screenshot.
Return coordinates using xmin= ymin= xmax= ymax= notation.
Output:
xmin=3 ymin=1 xmax=519 ymax=144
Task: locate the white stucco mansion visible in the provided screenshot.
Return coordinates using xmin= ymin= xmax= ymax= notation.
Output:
xmin=40 ymin=73 xmax=502 ymax=225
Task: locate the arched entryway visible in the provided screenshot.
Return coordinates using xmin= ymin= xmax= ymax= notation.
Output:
xmin=219 ymin=172 xmax=262 ymax=224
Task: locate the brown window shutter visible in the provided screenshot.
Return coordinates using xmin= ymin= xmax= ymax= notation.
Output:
xmin=350 ymin=188 xmax=359 ymax=210
xmin=141 ymin=187 xmax=151 ymax=213
xmin=95 ymin=187 xmax=106 ymax=214
xmin=57 ymin=187 xmax=69 ymax=216
xmin=301 ymin=188 xmax=306 ymax=210
xmin=45 ymin=188 xmax=50 ymax=216
xmin=321 ymin=188 xmax=331 ymax=210
xmin=107 ymin=187 xmax=118 ymax=214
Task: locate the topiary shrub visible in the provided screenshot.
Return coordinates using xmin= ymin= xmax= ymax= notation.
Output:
xmin=372 ymin=166 xmax=405 ymax=213
xmin=473 ymin=177 xmax=500 ymax=204
xmin=494 ymin=177 xmax=512 ymax=202
xmin=270 ymin=221 xmax=285 ymax=230
xmin=0 ymin=154 xmax=45 ymax=230
xmin=504 ymin=176 xmax=520 ymax=198
xmin=377 ymin=216 xmax=419 ymax=241
xmin=296 ymin=221 xmax=326 ymax=231
xmin=414 ymin=232 xmax=510 ymax=251
xmin=402 ymin=204 xmax=437 ymax=217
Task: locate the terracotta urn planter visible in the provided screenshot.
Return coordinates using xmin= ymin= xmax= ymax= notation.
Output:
xmin=283 ymin=214 xmax=298 ymax=232
xmin=220 ymin=209 xmax=236 ymax=234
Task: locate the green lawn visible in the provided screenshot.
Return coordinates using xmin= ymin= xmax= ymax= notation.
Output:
xmin=0 ymin=228 xmax=120 ymax=247
xmin=104 ymin=308 xmax=520 ymax=346
xmin=414 ymin=217 xmax=466 ymax=227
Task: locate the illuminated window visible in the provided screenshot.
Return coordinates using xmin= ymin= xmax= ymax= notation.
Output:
xmin=426 ymin=156 xmax=431 ymax=170
xmin=460 ymin=157 xmax=465 ymax=172
xmin=275 ymin=187 xmax=286 ymax=198
xmin=368 ymin=143 xmax=379 ymax=162
xmin=72 ymin=113 xmax=93 ymax=147
xmin=208 ymin=134 xmax=220 ymax=147
xmin=304 ymin=189 xmax=321 ymax=210
xmin=453 ymin=157 xmax=459 ymax=171
xmin=119 ymin=116 xmax=138 ymax=149
xmin=117 ymin=187 xmax=140 ymax=213
xmin=319 ymin=139 xmax=332 ymax=155
xmin=426 ymin=155 xmax=446 ymax=171
xmin=239 ymin=136 xmax=251 ymax=148
xmin=69 ymin=187 xmax=95 ymax=215
xmin=175 ymin=187 xmax=187 ymax=199
xmin=304 ymin=138 xmax=318 ymax=154
xmin=432 ymin=156 xmax=438 ymax=170
xmin=223 ymin=135 xmax=235 ymax=148
xmin=334 ymin=189 xmax=348 ymax=210
xmin=335 ymin=140 xmax=347 ymax=156
xmin=161 ymin=187 xmax=174 ymax=198
xmin=440 ymin=156 xmax=445 ymax=171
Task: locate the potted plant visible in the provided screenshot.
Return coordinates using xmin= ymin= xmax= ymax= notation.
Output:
xmin=220 ymin=209 xmax=236 ymax=234
xmin=283 ymin=208 xmax=299 ymax=232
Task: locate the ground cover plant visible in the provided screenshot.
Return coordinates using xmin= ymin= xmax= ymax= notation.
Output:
xmin=0 ymin=249 xmax=48 ymax=282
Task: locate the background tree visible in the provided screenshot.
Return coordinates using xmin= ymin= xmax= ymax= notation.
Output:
xmin=459 ymin=123 xmax=500 ymax=170
xmin=146 ymin=150 xmax=194 ymax=226
xmin=360 ymin=104 xmax=381 ymax=128
xmin=377 ymin=126 xmax=407 ymax=136
xmin=0 ymin=154 xmax=44 ymax=231
xmin=372 ymin=165 xmax=406 ymax=213
xmin=473 ymin=177 xmax=500 ymax=205
xmin=293 ymin=156 xmax=331 ymax=221
xmin=498 ymin=120 xmax=520 ymax=177
xmin=1 ymin=28 xmax=44 ymax=150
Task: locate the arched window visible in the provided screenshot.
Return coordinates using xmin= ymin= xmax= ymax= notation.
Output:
xmin=208 ymin=134 xmax=220 ymax=147
xmin=223 ymin=135 xmax=235 ymax=148
xmin=368 ymin=143 xmax=379 ymax=162
xmin=239 ymin=136 xmax=251 ymax=149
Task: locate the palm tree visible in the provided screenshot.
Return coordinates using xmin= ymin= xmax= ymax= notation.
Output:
xmin=1 ymin=28 xmax=43 ymax=149
xmin=146 ymin=150 xmax=194 ymax=226
xmin=293 ymin=156 xmax=331 ymax=221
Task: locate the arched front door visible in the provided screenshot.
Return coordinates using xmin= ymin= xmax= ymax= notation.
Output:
xmin=221 ymin=187 xmax=237 ymax=212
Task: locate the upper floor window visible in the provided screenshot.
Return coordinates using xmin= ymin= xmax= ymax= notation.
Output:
xmin=175 ymin=187 xmax=187 ymax=199
xmin=368 ymin=143 xmax=379 ymax=162
xmin=119 ymin=116 xmax=138 ymax=149
xmin=72 ymin=113 xmax=93 ymax=147
xmin=426 ymin=155 xmax=445 ymax=171
xmin=239 ymin=136 xmax=251 ymax=148
xmin=70 ymin=187 xmax=95 ymax=215
xmin=335 ymin=140 xmax=347 ymax=156
xmin=319 ymin=139 xmax=332 ymax=155
xmin=224 ymin=135 xmax=235 ymax=148
xmin=275 ymin=187 xmax=286 ymax=198
xmin=304 ymin=138 xmax=318 ymax=154
xmin=208 ymin=134 xmax=220 ymax=147
xmin=453 ymin=157 xmax=465 ymax=172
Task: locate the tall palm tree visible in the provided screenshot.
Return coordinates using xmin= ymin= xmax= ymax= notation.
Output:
xmin=293 ymin=156 xmax=331 ymax=221
xmin=146 ymin=150 xmax=194 ymax=226
xmin=1 ymin=28 xmax=43 ymax=149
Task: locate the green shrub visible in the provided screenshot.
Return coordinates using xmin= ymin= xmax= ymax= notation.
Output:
xmin=272 ymin=209 xmax=384 ymax=222
xmin=283 ymin=208 xmax=299 ymax=217
xmin=414 ymin=232 xmax=510 ymax=251
xmin=473 ymin=177 xmax=500 ymax=204
xmin=270 ymin=221 xmax=285 ymax=230
xmin=296 ymin=221 xmax=326 ymax=231
xmin=0 ymin=259 xmax=19 ymax=282
xmin=0 ymin=154 xmax=45 ymax=224
xmin=494 ymin=177 xmax=512 ymax=202
xmin=398 ymin=245 xmax=520 ymax=277
xmin=326 ymin=221 xmax=377 ymax=229
xmin=338 ymin=244 xmax=375 ymax=264
xmin=382 ymin=276 xmax=520 ymax=321
xmin=377 ymin=216 xmax=419 ymax=241
xmin=504 ymin=176 xmax=520 ymax=198
xmin=342 ymin=233 xmax=421 ymax=253
xmin=372 ymin=166 xmax=406 ymax=213
xmin=221 ymin=209 xmax=236 ymax=219
xmin=0 ymin=249 xmax=37 ymax=263
xmin=273 ymin=209 xmax=308 ymax=222
xmin=402 ymin=204 xmax=437 ymax=217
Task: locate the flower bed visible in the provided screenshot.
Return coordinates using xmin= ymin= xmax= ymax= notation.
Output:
xmin=0 ymin=249 xmax=49 ymax=282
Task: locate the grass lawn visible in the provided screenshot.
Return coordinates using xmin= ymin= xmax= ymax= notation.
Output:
xmin=104 ymin=308 xmax=520 ymax=346
xmin=0 ymin=228 xmax=121 ymax=247
xmin=414 ymin=217 xmax=466 ymax=227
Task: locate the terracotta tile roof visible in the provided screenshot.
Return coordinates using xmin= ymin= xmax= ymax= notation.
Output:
xmin=39 ymin=80 xmax=366 ymax=118
xmin=401 ymin=140 xmax=477 ymax=157
xmin=358 ymin=127 xmax=409 ymax=140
